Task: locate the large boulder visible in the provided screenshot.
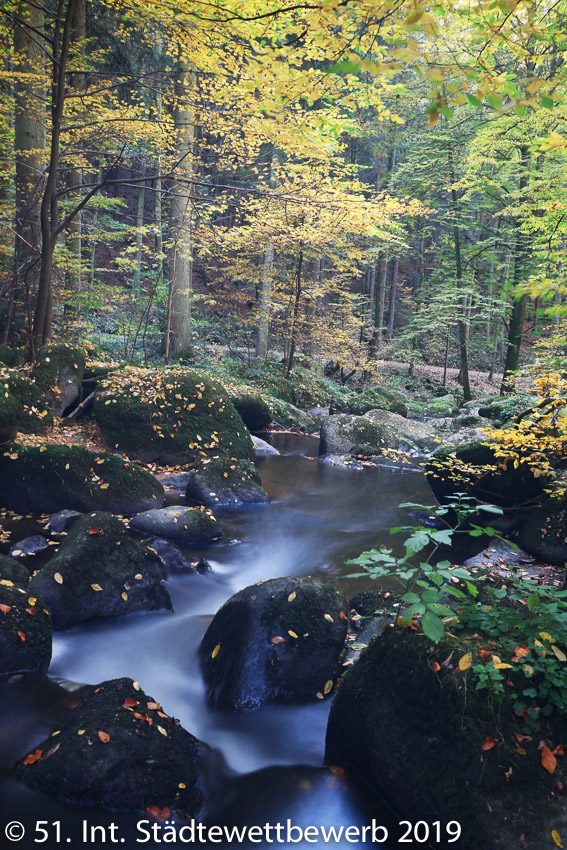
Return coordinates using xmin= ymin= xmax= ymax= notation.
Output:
xmin=424 ymin=394 xmax=459 ymax=418
xmin=319 ymin=411 xmax=436 ymax=457
xmin=325 ymin=630 xmax=567 ymax=850
xmin=478 ymin=393 xmax=534 ymax=424
xmin=94 ymin=367 xmax=253 ymax=463
xmin=129 ymin=505 xmax=222 ymax=545
xmin=0 ymin=443 xmax=164 ymax=514
xmin=17 ymin=677 xmax=205 ymax=816
xmin=31 ymin=343 xmax=86 ymax=417
xmin=29 ymin=512 xmax=172 ymax=630
xmin=270 ymin=398 xmax=320 ymax=432
xmin=2 ymin=368 xmax=53 ymax=433
xmin=425 ymin=440 xmax=546 ymax=509
xmin=0 ymin=582 xmax=52 ymax=676
xmin=349 ymin=386 xmax=408 ymax=418
xmin=199 ymin=576 xmax=348 ymax=711
xmin=231 ymin=392 xmax=273 ymax=431
xmin=185 ymin=457 xmax=268 ymax=507
xmin=520 ymin=495 xmax=567 ymax=566
xmin=0 ymin=553 xmax=30 ymax=586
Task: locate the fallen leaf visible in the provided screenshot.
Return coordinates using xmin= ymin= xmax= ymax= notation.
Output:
xmin=431 ymin=661 xmax=441 ymax=673
xmin=324 ymin=679 xmax=334 ymax=695
xmin=211 ymin=643 xmax=221 ymax=659
xmin=97 ymin=731 xmax=110 ymax=744
xmin=157 ymin=725 xmax=167 ymax=736
xmin=147 ymin=702 xmax=160 ymax=711
xmin=458 ymin=653 xmax=472 ymax=671
xmin=88 ymin=529 xmax=99 ymax=535
xmin=133 ymin=681 xmax=141 ymax=691
xmin=552 ymin=645 xmax=567 ymax=662
xmin=288 ymin=630 xmax=298 ymax=638
xmin=53 ymin=572 xmax=63 ymax=584
xmin=123 ymin=698 xmax=138 ymax=708
xmin=0 ymin=603 xmax=11 ymax=614
xmin=91 ymin=584 xmax=102 ymax=592
xmin=324 ymin=614 xmax=334 ymax=623
xmin=514 ymin=645 xmax=530 ymax=658
xmin=339 ymin=611 xmax=348 ymax=621
xmin=552 ymin=830 xmax=564 ymax=848
xmin=483 ymin=737 xmax=496 ymax=751
xmin=17 ymin=631 xmax=26 ymax=642
xmin=145 ymin=806 xmax=171 ymax=822
xmin=553 ymin=745 xmax=565 ymax=757
xmin=23 ymin=748 xmax=42 ymax=765
xmin=271 ymin=636 xmax=286 ymax=644
xmin=288 ymin=591 xmax=296 ymax=602
xmin=542 ymin=745 xmax=557 ymax=774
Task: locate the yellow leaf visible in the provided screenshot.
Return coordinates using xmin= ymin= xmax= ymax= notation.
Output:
xmin=121 ymin=592 xmax=128 ymax=601
xmin=316 ymin=692 xmax=324 ymax=699
xmin=100 ymin=483 xmax=110 ymax=490
xmin=133 ymin=681 xmax=141 ymax=691
xmin=552 ymin=645 xmax=567 ymax=662
xmin=288 ymin=630 xmax=298 ymax=638
xmin=324 ymin=614 xmax=334 ymax=623
xmin=91 ymin=584 xmax=102 ymax=592
xmin=0 ymin=579 xmax=14 ymax=587
xmin=324 ymin=679 xmax=333 ymax=695
xmin=157 ymin=725 xmax=167 ymax=736
xmin=212 ymin=643 xmax=221 ymax=659
xmin=288 ymin=591 xmax=296 ymax=602
xmin=540 ymin=632 xmax=554 ymax=642
xmin=54 ymin=572 xmax=63 ymax=584
xmin=552 ymin=830 xmax=564 ymax=848
xmin=458 ymin=653 xmax=472 ymax=671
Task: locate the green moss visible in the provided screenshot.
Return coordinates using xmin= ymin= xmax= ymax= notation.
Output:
xmin=0 ymin=582 xmax=52 ymax=675
xmin=1 ymin=369 xmax=53 ymax=433
xmin=32 ymin=343 xmax=86 ymax=392
xmin=186 ymin=457 xmax=267 ymax=506
xmin=349 ymin=387 xmax=408 ymax=417
xmin=478 ymin=393 xmax=533 ymax=423
xmin=0 ymin=443 xmax=164 ymax=513
xmin=0 ymin=553 xmax=30 ymax=586
xmin=94 ymin=367 xmax=253 ymax=462
xmin=231 ymin=392 xmax=273 ymax=430
xmin=0 ymin=385 xmax=23 ymax=442
xmin=0 ymin=344 xmax=25 ymax=367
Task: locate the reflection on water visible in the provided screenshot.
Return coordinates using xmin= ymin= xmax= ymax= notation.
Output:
xmin=0 ymin=436 xmax=433 ymax=848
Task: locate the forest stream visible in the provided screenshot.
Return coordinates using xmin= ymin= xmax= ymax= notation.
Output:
xmin=0 ymin=434 xmax=437 ymax=849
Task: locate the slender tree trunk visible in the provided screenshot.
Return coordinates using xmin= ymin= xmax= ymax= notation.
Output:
xmin=256 ymin=147 xmax=278 ymax=359
xmin=166 ymin=54 xmax=194 ymax=359
xmin=32 ymin=0 xmax=77 ymax=353
xmin=9 ymin=0 xmax=46 ymax=344
xmin=501 ymin=145 xmax=531 ymax=394
xmin=368 ymin=251 xmax=388 ymax=360
xmin=386 ymin=256 xmax=399 ymax=340
xmin=448 ymin=146 xmax=472 ymax=401
xmin=286 ymin=248 xmax=303 ymax=376
xmin=131 ymin=169 xmax=146 ymax=297
xmin=63 ymin=0 xmax=86 ymax=336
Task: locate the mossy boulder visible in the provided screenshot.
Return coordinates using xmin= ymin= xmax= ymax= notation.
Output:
xmin=144 ymin=538 xmax=198 ymax=576
xmin=520 ymin=495 xmax=567 ymax=566
xmin=231 ymin=392 xmax=273 ymax=431
xmin=325 ymin=630 xmax=567 ymax=850
xmin=424 ymin=394 xmax=459 ymax=418
xmin=29 ymin=512 xmax=172 ymax=630
xmin=2 ymin=369 xmax=53 ymax=433
xmin=0 ymin=344 xmax=25 ymax=367
xmin=452 ymin=413 xmax=488 ymax=430
xmin=0 ymin=582 xmax=52 ymax=676
xmin=363 ymin=409 xmax=438 ymax=451
xmin=17 ymin=677 xmax=205 ymax=816
xmin=0 ymin=553 xmax=30 ymax=586
xmin=185 ymin=457 xmax=268 ymax=507
xmin=478 ymin=393 xmax=534 ymax=424
xmin=425 ymin=440 xmax=546 ymax=509
xmin=320 ymin=411 xmax=436 ymax=457
xmin=0 ymin=385 xmax=22 ymax=443
xmin=31 ymin=343 xmax=86 ymax=417
xmin=199 ymin=576 xmax=348 ymax=711
xmin=0 ymin=443 xmax=164 ymax=514
xmin=349 ymin=387 xmax=408 ymax=418
xmin=270 ymin=397 xmax=320 ymax=432
xmin=94 ymin=367 xmax=253 ymax=463
xmin=129 ymin=505 xmax=222 ymax=545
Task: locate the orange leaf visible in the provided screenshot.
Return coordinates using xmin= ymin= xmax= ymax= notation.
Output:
xmin=145 ymin=806 xmax=171 ymax=822
xmin=514 ymin=645 xmax=530 ymax=658
xmin=0 ymin=603 xmax=11 ymax=614
xmin=542 ymin=745 xmax=557 ymax=774
xmin=147 ymin=702 xmax=160 ymax=711
xmin=88 ymin=529 xmax=99 ymax=535
xmin=26 ymin=607 xmax=36 ymax=616
xmin=97 ymin=730 xmax=110 ymax=744
xmin=432 ymin=661 xmax=441 ymax=673
xmin=553 ymin=745 xmax=565 ymax=757
xmin=17 ymin=631 xmax=26 ymax=642
xmin=123 ymin=698 xmax=138 ymax=708
xmin=271 ymin=636 xmax=285 ymax=644
xmin=483 ymin=737 xmax=496 ymax=751
xmin=23 ymin=748 xmax=42 ymax=765
xmin=339 ymin=611 xmax=348 ymax=621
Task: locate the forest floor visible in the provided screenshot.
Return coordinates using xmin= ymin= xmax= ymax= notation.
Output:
xmin=376 ymin=360 xmax=503 ymax=398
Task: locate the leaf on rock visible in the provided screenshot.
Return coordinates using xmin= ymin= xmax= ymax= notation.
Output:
xmin=157 ymin=725 xmax=167 ymax=736
xmin=17 ymin=631 xmax=26 ymax=642
xmin=23 ymin=748 xmax=42 ymax=765
xmin=288 ymin=630 xmax=298 ymax=638
xmin=288 ymin=591 xmax=296 ymax=602
xmin=97 ymin=730 xmax=110 ymax=744
xmin=482 ymin=737 xmax=496 ymax=751
xmin=271 ymin=636 xmax=286 ymax=644
xmin=542 ymin=745 xmax=557 ymax=774
xmin=552 ymin=830 xmax=564 ymax=848
xmin=0 ymin=603 xmax=11 ymax=614
xmin=91 ymin=584 xmax=102 ymax=592
xmin=123 ymin=698 xmax=138 ymax=708
xmin=324 ymin=614 xmax=334 ymax=623
xmin=323 ymin=679 xmax=334 ymax=695
xmin=53 ymin=572 xmax=63 ymax=584
xmin=211 ymin=643 xmax=221 ymax=659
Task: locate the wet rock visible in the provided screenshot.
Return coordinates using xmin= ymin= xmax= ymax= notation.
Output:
xmin=0 ymin=553 xmax=30 ymax=586
xmin=9 ymin=535 xmax=49 ymax=558
xmin=425 ymin=440 xmax=546 ymax=509
xmin=349 ymin=387 xmax=408 ymax=418
xmin=144 ymin=537 xmax=198 ymax=576
xmin=231 ymin=392 xmax=273 ymax=431
xmin=94 ymin=367 xmax=253 ymax=464
xmin=319 ymin=411 xmax=436 ymax=457
xmin=31 ymin=343 xmax=85 ymax=417
xmin=251 ymin=435 xmax=280 ymax=455
xmin=325 ymin=630 xmax=565 ymax=850
xmin=0 ymin=443 xmax=164 ymax=514
xmin=157 ymin=471 xmax=195 ymax=490
xmin=194 ymin=557 xmax=212 ymax=574
xmin=270 ymin=398 xmax=320 ymax=432
xmin=130 ymin=505 xmax=222 ymax=545
xmin=17 ymin=677 xmax=205 ymax=816
xmin=29 ymin=512 xmax=172 ymax=630
xmin=463 ymin=539 xmax=534 ymax=571
xmin=47 ymin=509 xmax=83 ymax=535
xmin=200 ymin=576 xmax=348 ymax=711
xmin=0 ymin=583 xmax=52 ymax=676
xmin=185 ymin=458 xmax=268 ymax=507
xmin=349 ymin=588 xmax=396 ymax=630
xmin=364 ymin=409 xmax=438 ymax=452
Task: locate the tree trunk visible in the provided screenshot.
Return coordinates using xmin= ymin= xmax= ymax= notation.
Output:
xmin=255 ymin=147 xmax=278 ymax=359
xmin=131 ymin=169 xmax=146 ymax=297
xmin=166 ymin=54 xmax=194 ymax=359
xmin=448 ymin=146 xmax=472 ymax=401
xmin=501 ymin=145 xmax=531 ymax=394
xmin=9 ymin=0 xmax=46 ymax=344
xmin=386 ymin=256 xmax=399 ymax=340
xmin=286 ymin=248 xmax=303 ymax=376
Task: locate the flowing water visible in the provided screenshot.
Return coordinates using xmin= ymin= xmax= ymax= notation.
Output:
xmin=0 ymin=434 xmax=434 ymax=848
